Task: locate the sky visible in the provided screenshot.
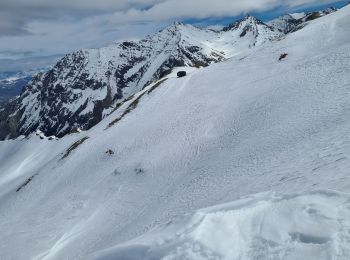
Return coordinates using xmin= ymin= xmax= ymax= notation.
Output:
xmin=0 ymin=0 xmax=348 ymax=71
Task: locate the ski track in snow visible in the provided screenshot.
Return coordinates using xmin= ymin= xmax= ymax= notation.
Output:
xmin=0 ymin=5 xmax=350 ymax=260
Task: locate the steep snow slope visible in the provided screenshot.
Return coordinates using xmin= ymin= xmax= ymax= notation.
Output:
xmin=1 ymin=5 xmax=350 ymax=260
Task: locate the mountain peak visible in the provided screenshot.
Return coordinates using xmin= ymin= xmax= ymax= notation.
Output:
xmin=173 ymin=21 xmax=184 ymax=26
xmin=222 ymin=15 xmax=265 ymax=32
xmin=244 ymin=14 xmax=258 ymax=20
xmin=158 ymin=21 xmax=191 ymax=35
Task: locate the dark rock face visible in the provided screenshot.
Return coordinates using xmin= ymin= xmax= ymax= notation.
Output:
xmin=0 ymin=101 xmax=21 ymax=139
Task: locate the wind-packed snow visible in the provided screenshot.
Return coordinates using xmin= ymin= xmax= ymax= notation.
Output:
xmin=93 ymin=191 xmax=350 ymax=260
xmin=1 ymin=5 xmax=350 ymax=260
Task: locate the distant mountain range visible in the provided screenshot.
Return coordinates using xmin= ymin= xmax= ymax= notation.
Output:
xmin=0 ymin=69 xmax=50 ymax=106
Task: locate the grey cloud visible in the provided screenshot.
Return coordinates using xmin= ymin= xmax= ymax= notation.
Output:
xmin=0 ymin=0 xmax=163 ymax=35
xmin=0 ymin=0 xmax=339 ymax=36
xmin=108 ymin=0 xmax=339 ymax=24
xmin=0 ymin=50 xmax=35 ymax=59
xmin=0 ymin=55 xmax=61 ymax=71
xmin=0 ymin=0 xmax=163 ymax=14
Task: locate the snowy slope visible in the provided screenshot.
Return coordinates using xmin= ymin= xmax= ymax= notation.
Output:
xmin=0 ymin=5 xmax=350 ymax=260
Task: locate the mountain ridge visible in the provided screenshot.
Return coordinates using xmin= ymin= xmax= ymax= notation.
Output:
xmin=268 ymin=7 xmax=338 ymax=33
xmin=0 ymin=7 xmax=337 ymax=140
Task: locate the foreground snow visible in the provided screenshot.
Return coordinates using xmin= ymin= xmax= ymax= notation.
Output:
xmin=0 ymin=5 xmax=350 ymax=260
xmin=93 ymin=191 xmax=350 ymax=260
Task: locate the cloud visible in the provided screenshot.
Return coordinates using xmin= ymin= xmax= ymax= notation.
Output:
xmin=0 ymin=0 xmax=163 ymax=35
xmin=0 ymin=0 xmax=343 ymax=63
xmin=0 ymin=55 xmax=61 ymax=71
xmin=0 ymin=0 xmax=340 ymax=35
xmin=108 ymin=0 xmax=339 ymax=23
xmin=0 ymin=0 xmax=162 ymax=15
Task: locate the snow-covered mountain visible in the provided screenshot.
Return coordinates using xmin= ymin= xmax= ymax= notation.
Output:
xmin=0 ymin=4 xmax=350 ymax=259
xmin=0 ymin=7 xmax=340 ymax=141
xmin=268 ymin=14 xmax=301 ymax=33
xmin=223 ymin=15 xmax=281 ymax=46
xmin=268 ymin=7 xmax=338 ymax=33
xmin=0 ymin=16 xmax=283 ymax=139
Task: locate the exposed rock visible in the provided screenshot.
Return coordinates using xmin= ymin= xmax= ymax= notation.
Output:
xmin=177 ymin=71 xmax=187 ymax=77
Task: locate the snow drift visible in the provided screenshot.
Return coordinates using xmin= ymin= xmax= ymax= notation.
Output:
xmin=93 ymin=191 xmax=350 ymax=260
